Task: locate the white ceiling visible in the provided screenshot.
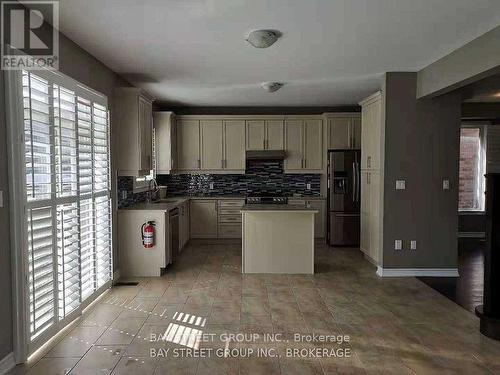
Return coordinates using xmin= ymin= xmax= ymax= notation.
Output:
xmin=58 ymin=0 xmax=500 ymax=106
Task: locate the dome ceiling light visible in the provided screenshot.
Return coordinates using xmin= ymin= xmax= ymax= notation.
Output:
xmin=246 ymin=30 xmax=280 ymax=48
xmin=261 ymin=82 xmax=284 ymax=93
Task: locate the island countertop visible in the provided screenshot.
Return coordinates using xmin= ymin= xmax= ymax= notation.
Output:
xmin=241 ymin=204 xmax=318 ymax=212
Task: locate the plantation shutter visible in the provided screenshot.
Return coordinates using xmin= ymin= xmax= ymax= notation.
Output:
xmin=21 ymin=70 xmax=112 ymax=349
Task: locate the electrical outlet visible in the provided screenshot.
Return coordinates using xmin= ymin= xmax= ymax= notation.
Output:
xmin=410 ymin=240 xmax=417 ymax=250
xmin=442 ymin=180 xmax=450 ymax=190
xmin=306 ymin=183 xmax=311 ymax=190
xmin=209 ymin=182 xmax=214 ymax=190
xmin=0 ymin=190 xmax=3 ymax=208
xmin=395 ymin=240 xmax=403 ymax=250
xmin=395 ymin=180 xmax=406 ymax=190
xmin=121 ymin=191 xmax=127 ymax=200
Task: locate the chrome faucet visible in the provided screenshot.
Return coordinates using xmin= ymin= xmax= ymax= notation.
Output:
xmin=147 ymin=177 xmax=159 ymax=203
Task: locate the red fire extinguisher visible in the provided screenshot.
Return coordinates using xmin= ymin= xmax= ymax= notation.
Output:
xmin=141 ymin=221 xmax=155 ymax=248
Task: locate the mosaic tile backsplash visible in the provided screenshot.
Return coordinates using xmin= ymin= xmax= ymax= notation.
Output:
xmin=118 ymin=160 xmax=321 ymax=207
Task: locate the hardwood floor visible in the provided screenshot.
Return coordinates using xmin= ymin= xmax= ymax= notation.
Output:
xmin=9 ymin=240 xmax=499 ymax=374
xmin=418 ymin=239 xmax=485 ymax=313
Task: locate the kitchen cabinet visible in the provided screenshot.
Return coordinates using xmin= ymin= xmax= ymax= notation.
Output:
xmin=359 ymin=91 xmax=384 ymax=266
xmin=223 ymin=120 xmax=246 ymax=171
xmin=154 ymin=111 xmax=176 ymax=174
xmin=201 ymin=120 xmax=224 ymax=170
xmin=360 ymin=94 xmax=382 ymax=169
xmin=115 ymin=88 xmax=154 ymax=176
xmin=246 ymin=119 xmax=284 ymax=150
xmin=179 ymin=201 xmax=190 ymax=250
xmin=325 ymin=113 xmax=362 ymax=150
xmin=177 ymin=119 xmax=200 ymax=171
xmin=190 ymin=199 xmax=218 ymax=238
xmin=284 ymin=118 xmax=323 ymax=172
xmin=288 ymin=198 xmax=326 ymax=238
xmin=218 ymin=199 xmax=245 ymax=238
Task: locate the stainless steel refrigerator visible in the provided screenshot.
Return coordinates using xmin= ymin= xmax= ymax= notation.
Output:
xmin=327 ymin=150 xmax=361 ymax=246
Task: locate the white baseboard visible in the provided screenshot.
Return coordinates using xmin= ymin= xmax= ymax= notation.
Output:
xmin=0 ymin=352 xmax=15 ymax=375
xmin=458 ymin=231 xmax=486 ymax=239
xmin=376 ymin=267 xmax=459 ymax=277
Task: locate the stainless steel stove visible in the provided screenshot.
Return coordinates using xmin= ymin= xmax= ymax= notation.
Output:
xmin=246 ymin=195 xmax=288 ymax=204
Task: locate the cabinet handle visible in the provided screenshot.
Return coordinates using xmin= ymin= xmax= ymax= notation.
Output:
xmin=263 ymin=139 xmax=266 ymax=149
xmin=198 ymin=159 xmax=201 ymax=169
xmin=224 ymin=159 xmax=227 ymax=168
xmin=221 ymin=159 xmax=224 ymax=168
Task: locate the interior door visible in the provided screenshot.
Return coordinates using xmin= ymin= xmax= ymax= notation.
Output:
xmin=284 ymin=120 xmax=303 ymax=170
xmin=246 ymin=120 xmax=266 ymax=150
xmin=224 ymin=120 xmax=246 ymax=170
xmin=266 ymin=120 xmax=284 ymax=149
xmin=177 ymin=120 xmax=200 ymax=170
xmin=201 ymin=120 xmax=223 ymax=170
xmin=304 ymin=119 xmax=323 ymax=170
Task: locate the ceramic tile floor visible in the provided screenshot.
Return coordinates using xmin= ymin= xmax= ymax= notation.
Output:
xmin=9 ymin=241 xmax=500 ymax=374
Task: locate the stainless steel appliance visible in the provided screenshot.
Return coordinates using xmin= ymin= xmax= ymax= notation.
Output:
xmin=327 ymin=150 xmax=361 ymax=246
xmin=169 ymin=207 xmax=179 ymax=263
xmin=246 ymin=194 xmax=288 ymax=204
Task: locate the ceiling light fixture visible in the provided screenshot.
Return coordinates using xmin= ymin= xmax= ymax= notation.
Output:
xmin=246 ymin=30 xmax=280 ymax=48
xmin=261 ymin=82 xmax=284 ymax=93
xmin=494 ymin=92 xmax=500 ymax=98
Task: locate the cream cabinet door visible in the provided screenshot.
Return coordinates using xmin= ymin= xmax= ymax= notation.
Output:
xmin=201 ymin=120 xmax=223 ymax=170
xmin=224 ymin=120 xmax=245 ymax=170
xmin=309 ymin=200 xmax=325 ymax=238
xmin=352 ymin=116 xmax=362 ymax=149
xmin=361 ymin=106 xmax=371 ymax=169
xmin=246 ymin=120 xmax=266 ymax=150
xmin=304 ymin=119 xmax=323 ymax=170
xmin=139 ymin=96 xmax=153 ymax=171
xmin=284 ymin=119 xmax=303 ymax=170
xmin=329 ymin=117 xmax=351 ymax=150
xmin=190 ymin=200 xmax=218 ymax=238
xmin=266 ymin=120 xmax=284 ymax=150
xmin=177 ymin=120 xmax=200 ymax=170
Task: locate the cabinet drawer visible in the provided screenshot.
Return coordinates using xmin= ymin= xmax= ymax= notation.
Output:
xmin=219 ymin=208 xmax=241 ymax=215
xmin=218 ymin=224 xmax=242 ymax=238
xmin=288 ymin=199 xmax=306 ymax=206
xmin=218 ymin=214 xmax=242 ymax=223
xmin=219 ymin=199 xmax=245 ymax=208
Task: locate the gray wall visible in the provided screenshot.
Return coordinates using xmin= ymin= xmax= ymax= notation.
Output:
xmin=0 ymin=31 xmax=129 ymax=361
xmin=382 ymin=72 xmax=462 ymax=269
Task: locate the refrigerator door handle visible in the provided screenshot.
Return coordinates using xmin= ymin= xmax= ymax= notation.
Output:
xmin=356 ymin=161 xmax=361 ymax=202
xmin=352 ymin=162 xmax=356 ymax=203
xmin=333 ymin=212 xmax=360 ymax=217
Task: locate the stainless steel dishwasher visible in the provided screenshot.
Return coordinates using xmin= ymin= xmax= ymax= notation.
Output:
xmin=169 ymin=208 xmax=179 ymax=264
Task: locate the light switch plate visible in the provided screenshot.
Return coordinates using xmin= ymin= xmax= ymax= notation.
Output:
xmin=443 ymin=180 xmax=450 ymax=190
xmin=395 ymin=180 xmax=406 ymax=190
xmin=209 ymin=182 xmax=214 ymax=190
xmin=410 ymin=240 xmax=417 ymax=250
xmin=0 ymin=190 xmax=3 ymax=208
xmin=306 ymin=183 xmax=311 ymax=190
xmin=395 ymin=240 xmax=403 ymax=250
xmin=121 ymin=191 xmax=127 ymax=200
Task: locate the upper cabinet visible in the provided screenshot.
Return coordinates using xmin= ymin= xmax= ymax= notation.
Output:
xmin=177 ymin=119 xmax=201 ymax=171
xmin=284 ymin=117 xmax=323 ymax=172
xmin=154 ymin=111 xmax=176 ymax=174
xmin=176 ymin=117 xmax=246 ymax=173
xmin=115 ymin=88 xmax=154 ymax=176
xmin=325 ymin=113 xmax=362 ymax=150
xmin=246 ymin=119 xmax=284 ymax=150
xmin=359 ymin=92 xmax=383 ymax=170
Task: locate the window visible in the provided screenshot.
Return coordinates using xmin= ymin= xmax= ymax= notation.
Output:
xmin=21 ymin=70 xmax=112 ymax=351
xmin=459 ymin=126 xmax=486 ymax=211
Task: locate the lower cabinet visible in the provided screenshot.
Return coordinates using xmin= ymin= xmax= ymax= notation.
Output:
xmin=190 ymin=199 xmax=218 ymax=238
xmin=218 ymin=199 xmax=245 ymax=238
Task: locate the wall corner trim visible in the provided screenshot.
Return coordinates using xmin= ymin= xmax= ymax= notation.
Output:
xmin=0 ymin=352 xmax=15 ymax=374
xmin=376 ymin=267 xmax=459 ymax=277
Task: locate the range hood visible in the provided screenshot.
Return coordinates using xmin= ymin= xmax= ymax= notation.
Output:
xmin=246 ymin=150 xmax=286 ymax=160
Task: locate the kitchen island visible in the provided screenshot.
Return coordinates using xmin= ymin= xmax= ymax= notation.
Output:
xmin=241 ymin=204 xmax=317 ymax=274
